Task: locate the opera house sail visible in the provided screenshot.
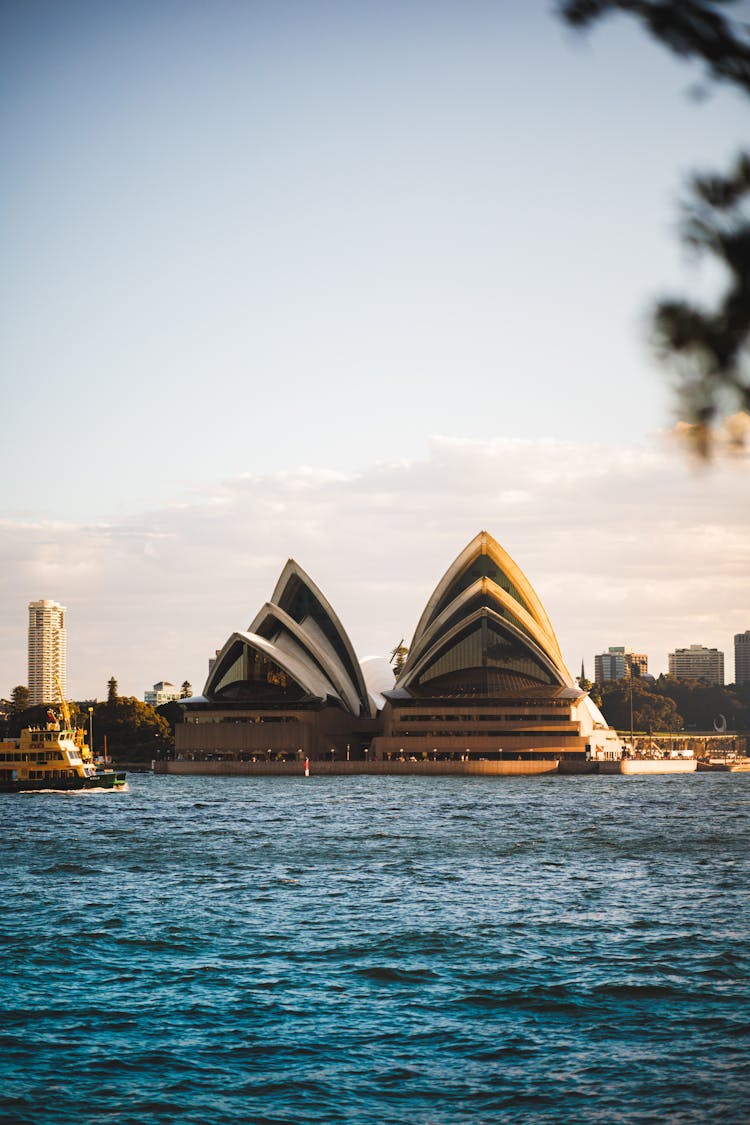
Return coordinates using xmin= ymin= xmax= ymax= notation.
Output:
xmin=175 ymin=532 xmax=622 ymax=771
xmin=177 ymin=560 xmax=381 ymax=763
xmin=373 ymin=531 xmax=621 ymax=764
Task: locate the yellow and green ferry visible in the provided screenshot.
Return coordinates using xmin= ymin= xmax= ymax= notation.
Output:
xmin=0 ymin=717 xmax=126 ymax=793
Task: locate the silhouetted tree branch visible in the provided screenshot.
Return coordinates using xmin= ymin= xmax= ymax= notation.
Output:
xmin=653 ymin=153 xmax=750 ymax=451
xmin=561 ymin=1 xmax=750 ymax=93
xmin=559 ymin=1 xmax=750 ymax=454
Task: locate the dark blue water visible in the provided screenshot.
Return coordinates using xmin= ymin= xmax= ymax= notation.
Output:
xmin=2 ymin=773 xmax=749 ymax=1124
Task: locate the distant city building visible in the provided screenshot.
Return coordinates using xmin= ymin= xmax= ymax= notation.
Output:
xmin=668 ymin=644 xmax=724 ymax=685
xmin=144 ymin=681 xmax=180 ymax=707
xmin=594 ymin=646 xmax=648 ymax=683
xmin=28 ymin=599 xmax=67 ymax=706
xmin=734 ymin=631 xmax=750 ymax=686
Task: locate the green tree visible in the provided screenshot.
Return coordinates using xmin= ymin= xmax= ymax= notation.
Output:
xmin=10 ymin=685 xmax=29 ymax=713
xmin=560 ymin=1 xmax=750 ymax=452
xmin=599 ymin=678 xmax=683 ymax=732
xmin=391 ymin=642 xmax=408 ymax=678
xmin=157 ymin=699 xmax=184 ymax=740
xmin=94 ymin=696 xmax=172 ymax=762
xmin=4 ymin=693 xmax=175 ymax=757
xmin=6 ymin=703 xmax=56 ymax=739
xmin=180 ymin=680 xmax=192 ymax=698
xmin=655 ymin=674 xmax=746 ymax=729
xmin=107 ymin=677 xmax=118 ymax=704
xmin=635 ymin=692 xmax=684 ymax=734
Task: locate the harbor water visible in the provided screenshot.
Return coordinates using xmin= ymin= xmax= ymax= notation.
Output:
xmin=2 ymin=773 xmax=749 ymax=1124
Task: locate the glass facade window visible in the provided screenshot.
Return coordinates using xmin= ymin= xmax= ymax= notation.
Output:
xmin=280 ymin=578 xmax=362 ymax=701
xmin=432 ymin=555 xmax=533 ymax=623
xmin=213 ymin=642 xmax=306 ymax=702
xmin=411 ymin=620 xmax=556 ymax=697
xmin=438 ymin=594 xmax=535 ymax=648
xmin=262 ymin=623 xmax=342 ymax=698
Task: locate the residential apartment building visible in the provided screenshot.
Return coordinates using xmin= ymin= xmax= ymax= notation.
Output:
xmin=594 ymin=646 xmax=648 ymax=683
xmin=668 ymin=644 xmax=724 ymax=685
xmin=735 ymin=631 xmax=750 ymax=686
xmin=28 ymin=599 xmax=67 ymax=706
xmin=144 ymin=681 xmax=180 ymax=707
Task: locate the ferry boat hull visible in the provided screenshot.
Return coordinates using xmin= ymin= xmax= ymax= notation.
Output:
xmin=697 ymin=758 xmax=750 ymax=773
xmin=0 ymin=771 xmax=127 ymax=793
xmin=598 ymin=757 xmax=697 ymax=775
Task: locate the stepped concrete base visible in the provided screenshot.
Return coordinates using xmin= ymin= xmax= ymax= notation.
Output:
xmin=154 ymin=758 xmax=561 ymax=778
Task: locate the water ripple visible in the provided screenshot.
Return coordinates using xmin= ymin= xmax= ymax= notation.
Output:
xmin=1 ymin=773 xmax=749 ymax=1123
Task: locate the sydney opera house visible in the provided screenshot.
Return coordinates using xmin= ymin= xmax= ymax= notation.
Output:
xmin=174 ymin=532 xmax=623 ymax=772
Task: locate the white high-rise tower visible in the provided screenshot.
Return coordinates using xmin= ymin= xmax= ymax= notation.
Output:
xmin=28 ymin=599 xmax=67 ymax=706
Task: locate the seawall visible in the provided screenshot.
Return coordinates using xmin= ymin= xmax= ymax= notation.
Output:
xmin=154 ymin=759 xmax=561 ymax=778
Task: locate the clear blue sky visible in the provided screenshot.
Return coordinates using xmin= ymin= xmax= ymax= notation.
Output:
xmin=1 ymin=0 xmax=748 ymax=696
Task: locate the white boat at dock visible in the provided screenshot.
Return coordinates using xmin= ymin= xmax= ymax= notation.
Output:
xmin=598 ymin=755 xmax=697 ymax=775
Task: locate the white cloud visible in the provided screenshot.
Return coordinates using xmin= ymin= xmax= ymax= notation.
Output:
xmin=1 ymin=435 xmax=748 ymax=699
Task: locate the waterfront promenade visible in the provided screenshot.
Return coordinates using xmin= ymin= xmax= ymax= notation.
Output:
xmin=155 ymin=758 xmax=561 ymax=777
xmin=154 ymin=730 xmax=748 ymax=777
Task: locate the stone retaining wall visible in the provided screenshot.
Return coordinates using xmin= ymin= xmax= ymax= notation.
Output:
xmin=154 ymin=758 xmax=560 ymax=777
